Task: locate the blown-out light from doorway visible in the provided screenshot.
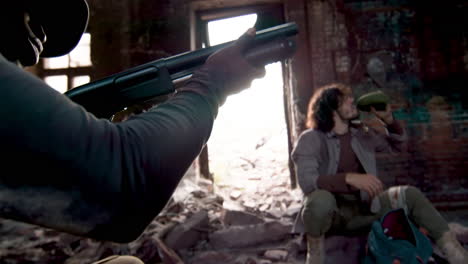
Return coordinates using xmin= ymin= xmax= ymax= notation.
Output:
xmin=206 ymin=14 xmax=289 ymax=189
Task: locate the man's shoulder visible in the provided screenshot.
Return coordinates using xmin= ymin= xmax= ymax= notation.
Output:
xmin=296 ymin=128 xmax=327 ymax=145
xmin=293 ymin=128 xmax=325 ymax=154
xmin=298 ymin=128 xmax=325 ymax=138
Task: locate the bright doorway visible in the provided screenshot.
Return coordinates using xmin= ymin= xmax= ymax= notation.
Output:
xmin=205 ymin=14 xmax=290 ymax=192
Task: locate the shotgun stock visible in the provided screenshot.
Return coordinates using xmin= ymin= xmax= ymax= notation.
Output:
xmin=65 ymin=22 xmax=298 ymax=119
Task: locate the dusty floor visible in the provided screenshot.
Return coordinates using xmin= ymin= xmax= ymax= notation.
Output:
xmin=1 ymin=128 xmax=467 ymax=264
xmin=0 ymin=170 xmax=305 ymax=264
xmin=1 ymin=166 xmax=468 ymax=264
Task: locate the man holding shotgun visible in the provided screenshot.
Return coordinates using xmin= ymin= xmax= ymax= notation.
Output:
xmin=0 ymin=0 xmax=274 ymax=262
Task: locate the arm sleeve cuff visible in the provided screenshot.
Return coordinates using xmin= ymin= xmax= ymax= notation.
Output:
xmin=317 ymin=173 xmax=351 ymax=193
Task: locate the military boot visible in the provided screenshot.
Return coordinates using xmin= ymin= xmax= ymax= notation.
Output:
xmin=306 ymin=234 xmax=325 ymax=264
xmin=436 ymin=231 xmax=468 ymax=264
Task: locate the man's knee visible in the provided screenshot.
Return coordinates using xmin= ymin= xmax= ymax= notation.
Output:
xmin=404 ymin=185 xmax=424 ymax=200
xmin=386 ymin=185 xmax=425 ymax=210
xmin=303 ymin=190 xmax=336 ymax=216
xmin=302 ymin=190 xmax=337 ymax=236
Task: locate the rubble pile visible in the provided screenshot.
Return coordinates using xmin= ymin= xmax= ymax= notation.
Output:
xmin=0 ymin=171 xmax=305 ymax=264
xmin=1 ymin=173 xmax=467 ymax=264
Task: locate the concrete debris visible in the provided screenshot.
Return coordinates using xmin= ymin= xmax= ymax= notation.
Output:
xmin=221 ymin=209 xmax=264 ymax=226
xmin=285 ymin=203 xmax=302 ymax=218
xmin=164 ymin=210 xmax=210 ymax=250
xmin=263 ymin=249 xmax=288 ymax=261
xmin=242 ymin=199 xmax=257 ymax=209
xmin=208 ymin=221 xmax=292 ymax=249
xmin=259 ymin=203 xmax=270 ymax=212
xmin=189 ymin=251 xmax=237 ymax=264
xmin=197 ymin=178 xmax=214 ymax=193
xmin=229 ymin=190 xmax=242 ymax=200
xmin=1 ymin=173 xmax=467 ymax=264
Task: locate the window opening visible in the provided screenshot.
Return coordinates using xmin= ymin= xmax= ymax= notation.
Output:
xmin=41 ymin=33 xmax=92 ymax=93
xmin=44 ymin=75 xmax=67 ymax=94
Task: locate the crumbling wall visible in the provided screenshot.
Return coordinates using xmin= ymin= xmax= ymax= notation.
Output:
xmin=87 ymin=0 xmax=191 ymax=79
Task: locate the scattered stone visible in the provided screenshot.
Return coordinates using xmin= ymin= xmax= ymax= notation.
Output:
xmin=259 ymin=204 xmax=270 ymax=212
xmin=242 ymin=199 xmax=257 ymax=209
xmin=3 ymin=170 xmax=466 ymax=264
xmin=192 ymin=190 xmax=207 ymax=199
xmin=264 ymin=249 xmax=288 ymax=261
xmin=230 ymin=190 xmax=242 ymax=200
xmin=222 ymin=199 xmax=245 ymax=211
xmin=197 ymin=178 xmax=214 ymax=193
xmin=221 ymin=209 xmax=264 ymax=226
xmin=270 ymin=187 xmax=286 ymax=196
xmin=209 ymin=221 xmax=292 ymax=249
xmin=201 ymin=194 xmax=224 ymax=206
xmin=285 ymin=203 xmax=302 ymax=218
xmin=266 ymin=208 xmax=283 ymax=219
xmin=189 ymin=251 xmax=237 ymax=264
xmin=164 ymin=210 xmax=209 ymax=250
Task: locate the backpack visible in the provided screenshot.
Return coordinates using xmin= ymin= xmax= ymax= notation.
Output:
xmin=363 ymin=208 xmax=434 ymax=264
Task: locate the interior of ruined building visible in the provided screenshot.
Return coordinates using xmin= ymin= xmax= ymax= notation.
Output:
xmin=1 ymin=0 xmax=468 ymax=263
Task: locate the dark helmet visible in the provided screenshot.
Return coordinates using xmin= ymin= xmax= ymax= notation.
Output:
xmin=35 ymin=0 xmax=90 ymax=57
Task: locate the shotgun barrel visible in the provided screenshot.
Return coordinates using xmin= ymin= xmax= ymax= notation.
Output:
xmin=65 ymin=22 xmax=298 ymax=118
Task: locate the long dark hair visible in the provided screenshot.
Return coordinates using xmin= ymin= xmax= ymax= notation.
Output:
xmin=306 ymin=83 xmax=351 ymax=132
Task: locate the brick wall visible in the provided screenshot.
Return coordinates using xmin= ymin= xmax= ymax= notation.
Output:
xmin=288 ymin=0 xmax=468 ymax=207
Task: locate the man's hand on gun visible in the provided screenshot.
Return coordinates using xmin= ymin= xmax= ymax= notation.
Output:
xmin=180 ymin=28 xmax=266 ymax=105
xmin=203 ymin=28 xmax=266 ymax=95
xmin=66 ymin=23 xmax=298 ymax=118
xmin=112 ymin=28 xmax=266 ymax=122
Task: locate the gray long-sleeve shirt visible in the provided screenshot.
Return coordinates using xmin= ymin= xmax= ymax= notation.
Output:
xmin=291 ymin=121 xmax=405 ymax=196
xmin=290 ymin=121 xmax=406 ymax=233
xmin=0 ymin=53 xmax=219 ymax=242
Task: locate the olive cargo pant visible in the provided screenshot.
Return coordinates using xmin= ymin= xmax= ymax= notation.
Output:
xmin=302 ymin=185 xmax=449 ymax=240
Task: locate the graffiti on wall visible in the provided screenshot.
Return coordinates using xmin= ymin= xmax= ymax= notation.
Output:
xmin=340 ymin=1 xmax=468 ymax=207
